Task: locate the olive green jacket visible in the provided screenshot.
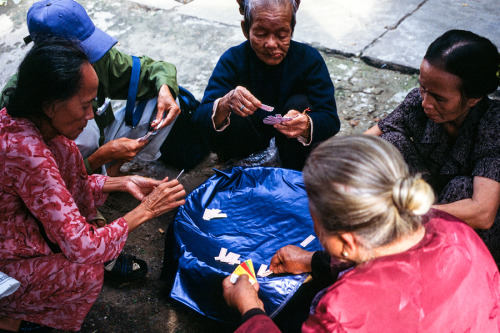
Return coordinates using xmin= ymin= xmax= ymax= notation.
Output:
xmin=0 ymin=47 xmax=179 ymax=174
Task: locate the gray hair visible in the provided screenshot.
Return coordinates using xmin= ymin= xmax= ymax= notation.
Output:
xmin=303 ymin=135 xmax=434 ymax=251
xmin=240 ymin=0 xmax=298 ymax=36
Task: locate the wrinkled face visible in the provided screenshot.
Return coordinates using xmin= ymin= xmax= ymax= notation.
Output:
xmin=44 ymin=62 xmax=98 ymax=140
xmin=311 ymin=212 xmax=344 ymax=260
xmin=247 ymin=5 xmax=293 ymax=66
xmin=418 ymin=59 xmax=475 ymax=125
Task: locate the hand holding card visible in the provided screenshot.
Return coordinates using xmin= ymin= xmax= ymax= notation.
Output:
xmin=230 ymin=259 xmax=257 ymax=285
xmin=263 ymin=114 xmax=294 ymax=125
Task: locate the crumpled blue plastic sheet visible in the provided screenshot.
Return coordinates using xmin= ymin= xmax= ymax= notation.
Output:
xmin=169 ymin=166 xmax=322 ymax=323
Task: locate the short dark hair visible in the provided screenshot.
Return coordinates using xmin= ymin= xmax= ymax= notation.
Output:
xmin=5 ymin=37 xmax=89 ymax=119
xmin=240 ymin=0 xmax=298 ymax=37
xmin=424 ymin=29 xmax=500 ymax=98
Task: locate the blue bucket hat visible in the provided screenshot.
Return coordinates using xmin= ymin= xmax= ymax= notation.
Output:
xmin=25 ymin=0 xmax=117 ymax=63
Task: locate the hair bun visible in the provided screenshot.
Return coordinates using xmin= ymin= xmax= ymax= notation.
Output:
xmin=392 ymin=176 xmax=434 ymax=216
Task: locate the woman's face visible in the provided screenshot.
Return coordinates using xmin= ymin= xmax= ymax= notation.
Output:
xmin=247 ymin=5 xmax=292 ymax=66
xmin=312 ymin=214 xmax=345 ymax=260
xmin=44 ymin=62 xmax=98 ymax=140
xmin=418 ymin=59 xmax=478 ymax=125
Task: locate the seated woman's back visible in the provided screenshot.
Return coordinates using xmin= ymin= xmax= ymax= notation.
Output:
xmin=303 ymin=209 xmax=500 ymax=332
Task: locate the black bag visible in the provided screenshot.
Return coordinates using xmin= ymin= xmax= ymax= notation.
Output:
xmin=159 ymin=86 xmax=210 ymax=170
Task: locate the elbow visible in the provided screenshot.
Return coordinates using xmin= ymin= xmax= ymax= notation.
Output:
xmin=473 ymin=211 xmax=496 ymax=230
xmin=60 ymin=245 xmax=96 ymax=264
xmin=62 ymin=249 xmax=86 ymax=263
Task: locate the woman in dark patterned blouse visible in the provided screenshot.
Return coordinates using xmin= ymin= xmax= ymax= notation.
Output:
xmin=365 ymin=29 xmax=500 ymax=263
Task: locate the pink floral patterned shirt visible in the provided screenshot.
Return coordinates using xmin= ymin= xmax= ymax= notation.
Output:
xmin=0 ymin=108 xmax=128 ymax=264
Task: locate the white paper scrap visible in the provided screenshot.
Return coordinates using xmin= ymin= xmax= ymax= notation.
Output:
xmin=257 ymin=264 xmax=273 ymax=277
xmin=214 ymin=247 xmax=241 ymax=265
xmin=203 ymin=208 xmax=228 ymax=220
xmin=300 ymin=235 xmax=316 ymax=247
xmin=214 ymin=247 xmax=228 ymax=261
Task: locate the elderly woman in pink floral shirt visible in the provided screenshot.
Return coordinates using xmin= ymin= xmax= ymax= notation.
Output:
xmin=0 ymin=39 xmax=185 ymax=332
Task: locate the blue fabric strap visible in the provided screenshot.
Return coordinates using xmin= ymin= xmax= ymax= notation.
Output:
xmin=125 ymin=56 xmax=142 ymax=127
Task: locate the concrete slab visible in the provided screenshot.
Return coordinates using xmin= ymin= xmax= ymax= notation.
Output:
xmin=0 ymin=0 xmax=33 ymax=88
xmin=363 ymin=0 xmax=500 ymax=70
xmin=294 ymin=0 xmax=423 ymax=56
xmin=175 ymin=0 xmax=242 ymax=27
xmin=172 ymin=0 xmax=426 ymax=58
xmin=129 ymin=0 xmax=180 ymax=11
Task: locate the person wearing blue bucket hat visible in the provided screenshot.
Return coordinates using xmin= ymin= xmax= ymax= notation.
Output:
xmin=0 ymin=0 xmax=181 ymax=288
xmin=1 ymin=0 xmax=180 ymax=177
xmin=25 ymin=0 xmax=118 ymax=64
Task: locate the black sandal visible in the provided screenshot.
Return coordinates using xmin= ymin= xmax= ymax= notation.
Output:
xmin=18 ymin=321 xmax=50 ymax=332
xmin=104 ymin=254 xmax=148 ymax=283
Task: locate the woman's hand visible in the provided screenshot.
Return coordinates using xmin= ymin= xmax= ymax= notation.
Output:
xmin=87 ymin=138 xmax=147 ymax=172
xmin=140 ymin=178 xmax=186 ymax=218
xmin=124 ymin=175 xmax=162 ymax=201
xmin=274 ymin=110 xmax=310 ymax=139
xmin=104 ymin=137 xmax=148 ymax=162
xmin=214 ymin=86 xmax=262 ymax=127
xmin=122 ymin=177 xmax=185 ymax=232
xmin=223 ymin=274 xmax=264 ymax=315
xmin=151 ymin=84 xmax=180 ymax=130
xmin=269 ymin=245 xmax=314 ymax=274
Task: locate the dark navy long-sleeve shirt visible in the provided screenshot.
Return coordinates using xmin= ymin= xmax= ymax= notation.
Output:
xmin=193 ymin=40 xmax=340 ymax=146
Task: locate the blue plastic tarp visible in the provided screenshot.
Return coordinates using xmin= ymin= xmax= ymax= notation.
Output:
xmin=169 ymin=167 xmax=322 ymax=323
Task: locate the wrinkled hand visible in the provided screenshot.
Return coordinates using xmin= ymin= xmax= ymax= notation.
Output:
xmin=151 ymin=84 xmax=180 ymax=130
xmin=219 ymin=86 xmax=262 ymax=118
xmin=223 ymin=274 xmax=264 ymax=315
xmin=125 ymin=175 xmax=162 ymax=201
xmin=104 ymin=137 xmax=148 ymax=162
xmin=269 ymin=245 xmax=314 ymax=275
xmin=140 ymin=178 xmax=186 ymax=219
xmin=274 ymin=110 xmax=309 ymax=139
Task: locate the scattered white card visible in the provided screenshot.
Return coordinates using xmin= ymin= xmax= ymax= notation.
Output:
xmin=300 ymin=235 xmax=316 ymax=247
xmin=257 ymin=264 xmax=273 ymax=277
xmin=214 ymin=247 xmax=241 ymax=265
xmin=203 ymin=208 xmax=228 ymax=220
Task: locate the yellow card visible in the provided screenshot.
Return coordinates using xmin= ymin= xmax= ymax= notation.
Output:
xmin=230 ymin=259 xmax=257 ymax=285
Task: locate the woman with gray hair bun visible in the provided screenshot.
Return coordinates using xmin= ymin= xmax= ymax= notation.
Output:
xmin=223 ymin=135 xmax=500 ymax=332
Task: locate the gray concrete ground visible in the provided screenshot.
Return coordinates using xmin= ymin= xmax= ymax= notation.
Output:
xmin=0 ymin=0 xmax=498 ymax=332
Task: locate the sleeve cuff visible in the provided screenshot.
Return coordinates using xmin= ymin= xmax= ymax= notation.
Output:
xmin=212 ymin=98 xmax=230 ymax=131
xmin=83 ymin=157 xmax=94 ymax=175
xmin=240 ymin=308 xmax=267 ymax=325
xmin=311 ymin=250 xmax=332 ymax=280
xmin=298 ymin=116 xmax=313 ymax=146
